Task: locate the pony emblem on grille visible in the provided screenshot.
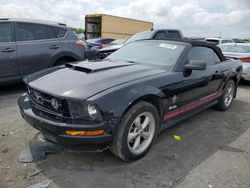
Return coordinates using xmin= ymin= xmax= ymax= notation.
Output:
xmin=51 ymin=98 xmax=60 ymax=110
xmin=33 ymin=92 xmax=43 ymax=104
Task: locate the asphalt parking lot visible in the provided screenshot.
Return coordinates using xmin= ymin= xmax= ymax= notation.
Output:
xmin=0 ymin=84 xmax=249 ymax=188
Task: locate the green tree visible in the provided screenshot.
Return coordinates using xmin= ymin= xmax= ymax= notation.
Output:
xmin=74 ymin=28 xmax=85 ymax=34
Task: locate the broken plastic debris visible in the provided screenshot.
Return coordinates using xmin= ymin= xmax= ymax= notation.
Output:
xmin=28 ymin=179 xmax=53 ymax=188
xmin=168 ymin=180 xmax=174 ymax=188
xmin=208 ymin=183 xmax=213 ymax=188
xmin=173 ymin=134 xmax=181 ymax=141
xmin=18 ymin=141 xmax=62 ymax=163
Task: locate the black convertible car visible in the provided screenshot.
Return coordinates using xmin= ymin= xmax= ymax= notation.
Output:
xmin=18 ymin=39 xmax=242 ymax=161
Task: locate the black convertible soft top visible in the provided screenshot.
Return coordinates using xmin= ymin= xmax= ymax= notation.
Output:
xmin=166 ymin=38 xmax=226 ymax=61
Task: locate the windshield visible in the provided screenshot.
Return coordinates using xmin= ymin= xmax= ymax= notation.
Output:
xmin=220 ymin=44 xmax=250 ymax=53
xmin=125 ymin=31 xmax=152 ymax=44
xmin=109 ymin=38 xmax=126 ymax=45
xmin=106 ymin=41 xmax=186 ymax=67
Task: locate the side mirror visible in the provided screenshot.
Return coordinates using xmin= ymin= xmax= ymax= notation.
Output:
xmin=184 ymin=60 xmax=207 ymax=71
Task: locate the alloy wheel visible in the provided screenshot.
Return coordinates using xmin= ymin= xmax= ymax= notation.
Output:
xmin=127 ymin=112 xmax=156 ymax=155
xmin=224 ymin=83 xmax=234 ymax=107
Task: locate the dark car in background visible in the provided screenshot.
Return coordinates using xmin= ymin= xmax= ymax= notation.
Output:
xmin=86 ymin=38 xmax=114 ymax=49
xmin=97 ymin=29 xmax=184 ymax=59
xmin=107 ymin=38 xmax=127 ymax=46
xmin=19 ymin=39 xmax=242 ymax=161
xmin=0 ymin=18 xmax=87 ymax=85
xmin=205 ymin=37 xmax=234 ymax=45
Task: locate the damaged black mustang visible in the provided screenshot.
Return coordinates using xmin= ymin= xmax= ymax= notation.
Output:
xmin=18 ymin=39 xmax=242 ymax=161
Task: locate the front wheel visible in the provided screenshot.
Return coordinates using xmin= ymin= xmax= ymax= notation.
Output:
xmin=110 ymin=101 xmax=159 ymax=161
xmin=215 ymin=79 xmax=236 ymax=110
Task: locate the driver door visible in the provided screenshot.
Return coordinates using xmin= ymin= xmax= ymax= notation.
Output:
xmin=180 ymin=47 xmax=224 ymax=107
xmin=0 ymin=22 xmax=18 ymax=79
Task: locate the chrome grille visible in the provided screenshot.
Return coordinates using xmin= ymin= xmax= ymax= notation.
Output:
xmin=27 ymin=87 xmax=69 ymax=116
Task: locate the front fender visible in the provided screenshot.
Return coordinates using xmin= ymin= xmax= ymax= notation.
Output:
xmin=89 ymin=85 xmax=165 ymax=126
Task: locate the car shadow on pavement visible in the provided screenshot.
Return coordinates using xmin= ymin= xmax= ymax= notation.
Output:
xmin=0 ymin=83 xmax=25 ymax=96
xmin=0 ymin=83 xmax=25 ymax=109
xmin=32 ymin=96 xmax=250 ymax=188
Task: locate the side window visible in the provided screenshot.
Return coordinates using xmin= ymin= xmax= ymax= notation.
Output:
xmin=167 ymin=31 xmax=180 ymax=38
xmin=187 ymin=47 xmax=219 ymax=66
xmin=221 ymin=40 xmax=233 ymax=44
xmin=0 ymin=23 xmax=12 ymax=43
xmin=154 ymin=31 xmax=166 ymax=40
xmin=214 ymin=53 xmax=221 ymax=63
xmin=48 ymin=26 xmax=57 ymax=38
xmin=206 ymin=40 xmax=219 ymax=45
xmin=52 ymin=27 xmax=67 ymax=38
xmin=16 ymin=23 xmax=49 ymax=41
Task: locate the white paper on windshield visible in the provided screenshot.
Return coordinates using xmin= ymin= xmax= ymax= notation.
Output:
xmin=159 ymin=43 xmax=178 ymax=49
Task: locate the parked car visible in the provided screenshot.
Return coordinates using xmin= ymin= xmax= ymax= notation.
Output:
xmin=75 ymin=33 xmax=99 ymax=60
xmin=189 ymin=37 xmax=206 ymax=41
xmin=76 ymin=33 xmax=85 ymax=41
xmin=86 ymin=38 xmax=114 ymax=49
xmin=107 ymin=38 xmax=127 ymax=46
xmin=0 ymin=18 xmax=87 ymax=85
xmin=97 ymin=29 xmax=184 ymax=59
xmin=220 ymin=43 xmax=250 ymax=83
xmin=18 ymin=39 xmax=242 ymax=161
xmin=205 ymin=37 xmax=234 ymax=45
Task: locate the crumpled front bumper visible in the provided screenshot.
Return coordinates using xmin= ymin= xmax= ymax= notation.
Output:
xmin=18 ymin=94 xmax=113 ymax=151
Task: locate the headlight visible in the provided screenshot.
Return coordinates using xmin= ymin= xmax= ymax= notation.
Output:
xmin=87 ymin=104 xmax=98 ymax=119
xmin=67 ymin=100 xmax=102 ymax=121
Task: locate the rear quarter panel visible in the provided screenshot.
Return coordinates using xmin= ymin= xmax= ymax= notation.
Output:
xmin=219 ymin=59 xmax=242 ymax=90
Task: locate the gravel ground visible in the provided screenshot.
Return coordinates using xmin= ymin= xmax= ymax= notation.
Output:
xmin=0 ymin=83 xmax=249 ymax=188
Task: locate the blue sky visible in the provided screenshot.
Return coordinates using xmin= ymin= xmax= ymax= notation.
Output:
xmin=0 ymin=0 xmax=249 ymax=38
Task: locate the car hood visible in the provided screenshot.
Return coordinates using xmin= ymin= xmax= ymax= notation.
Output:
xmin=26 ymin=60 xmax=167 ymax=99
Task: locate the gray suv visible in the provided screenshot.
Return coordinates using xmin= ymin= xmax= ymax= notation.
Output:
xmin=0 ymin=18 xmax=87 ymax=85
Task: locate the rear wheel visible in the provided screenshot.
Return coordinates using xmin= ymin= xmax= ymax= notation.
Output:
xmin=215 ymin=79 xmax=235 ymax=110
xmin=110 ymin=101 xmax=159 ymax=161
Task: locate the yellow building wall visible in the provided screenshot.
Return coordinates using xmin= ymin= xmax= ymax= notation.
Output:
xmin=101 ymin=14 xmax=153 ymax=39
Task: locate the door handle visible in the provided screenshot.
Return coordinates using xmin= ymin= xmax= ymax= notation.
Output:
xmin=49 ymin=45 xmax=59 ymax=49
xmin=1 ymin=48 xmax=15 ymax=53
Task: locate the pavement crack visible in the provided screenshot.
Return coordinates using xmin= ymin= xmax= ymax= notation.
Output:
xmin=219 ymin=146 xmax=247 ymax=153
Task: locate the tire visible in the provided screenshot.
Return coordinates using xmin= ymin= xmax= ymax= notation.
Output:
xmin=110 ymin=101 xmax=160 ymax=162
xmin=245 ymin=80 xmax=250 ymax=86
xmin=215 ymin=79 xmax=236 ymax=111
